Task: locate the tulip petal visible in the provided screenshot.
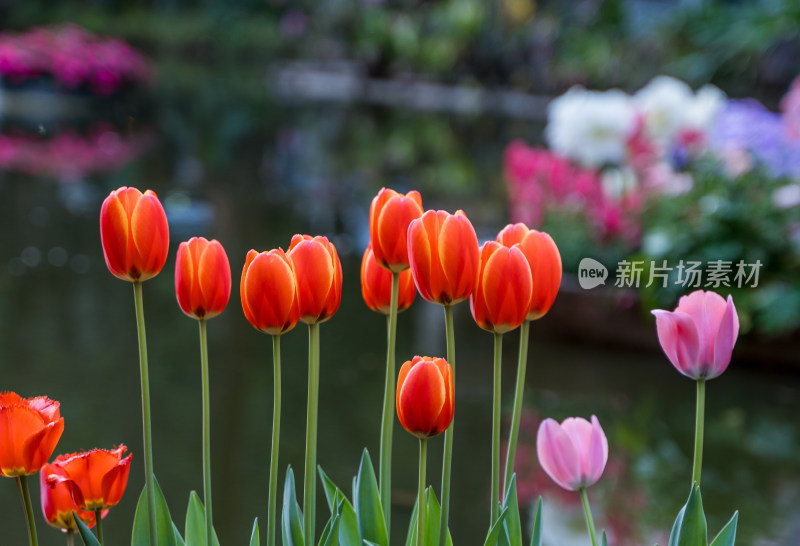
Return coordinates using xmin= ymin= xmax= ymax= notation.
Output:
xmin=652 ymin=309 xmax=702 ymax=379
xmin=130 ymin=192 xmax=169 ymax=281
xmin=99 ymin=191 xmax=132 ymax=279
xmin=710 ymin=295 xmax=739 ymax=379
xmin=537 ymin=418 xmax=580 ymax=491
xmin=101 ymin=454 xmax=132 ymax=507
xmin=587 ymin=415 xmax=609 ymax=486
xmin=22 ymin=417 xmax=64 ymax=474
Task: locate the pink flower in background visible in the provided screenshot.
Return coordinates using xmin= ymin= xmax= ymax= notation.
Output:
xmin=536 ymin=415 xmax=608 ymax=491
xmin=651 ymin=290 xmax=739 ymax=380
xmin=781 ymin=75 xmax=800 ymax=140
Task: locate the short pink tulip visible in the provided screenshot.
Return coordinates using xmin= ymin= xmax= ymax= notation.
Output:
xmin=651 ymin=290 xmax=739 ymax=380
xmin=536 ymin=415 xmax=608 ymax=491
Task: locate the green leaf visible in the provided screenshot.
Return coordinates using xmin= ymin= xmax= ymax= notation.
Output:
xmin=353 ymin=449 xmax=388 ymax=546
xmin=405 ymin=487 xmax=454 ymax=546
xmin=250 ymin=518 xmax=260 ymax=546
xmin=668 ymin=483 xmax=708 ymax=546
xmin=318 ymin=513 xmax=340 ymax=546
xmin=709 ymin=512 xmax=739 ymax=546
xmin=498 ymin=475 xmax=522 ymax=546
xmin=317 ymin=466 xmax=360 ymax=546
xmin=131 ymin=475 xmax=179 ymax=546
xmin=318 ymin=466 xmax=340 ymax=513
xmin=185 ymin=491 xmax=221 ymax=546
xmin=282 ymin=467 xmax=305 ymax=546
xmin=529 ymin=497 xmax=542 ymax=546
xmin=73 ymin=512 xmax=101 ymax=546
xmin=483 ymin=507 xmax=509 ymax=546
xmin=601 ymin=530 xmax=608 ymax=546
xmin=173 ymin=522 xmax=186 ymax=546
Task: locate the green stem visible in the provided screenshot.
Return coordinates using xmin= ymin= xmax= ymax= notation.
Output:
xmin=438 ymin=304 xmax=456 ymax=546
xmin=504 ymin=320 xmax=530 ymax=495
xmin=417 ymin=439 xmax=428 ymax=546
xmin=490 ymin=333 xmax=503 ymax=524
xmin=580 ymin=487 xmax=599 ymax=546
xmin=692 ymin=378 xmax=706 ymax=487
xmin=16 ymin=475 xmax=38 ymax=546
xmin=303 ymin=323 xmax=321 ymax=544
xmin=94 ymin=509 xmax=104 ymax=545
xmin=268 ymin=335 xmax=282 ymax=546
xmin=199 ymin=319 xmax=213 ymax=546
xmin=132 ymin=281 xmax=157 ymax=546
xmin=379 ymin=271 xmax=400 ymax=534
xmin=66 ymin=529 xmax=74 ymax=546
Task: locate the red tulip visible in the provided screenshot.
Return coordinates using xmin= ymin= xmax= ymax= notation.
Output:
xmin=100 ymin=186 xmax=170 ymax=282
xmin=45 ymin=445 xmax=132 ymax=511
xmin=651 ymin=290 xmax=739 ymax=380
xmin=396 ymin=356 xmax=454 ymax=439
xmin=40 ymin=463 xmax=103 ymax=531
xmin=287 ymin=235 xmax=343 ymax=324
xmin=470 ymin=241 xmax=532 ymax=333
xmin=537 ymin=415 xmax=608 ymax=491
xmin=496 ymin=224 xmax=562 ymax=320
xmin=0 ymin=392 xmax=64 ymax=477
xmin=360 ymin=245 xmax=416 ymax=315
xmin=369 ymin=188 xmax=424 ymax=272
xmin=407 ymin=210 xmax=480 ymax=306
xmin=175 ymin=237 xmax=231 ymax=320
xmin=240 ymin=248 xmax=301 ymax=335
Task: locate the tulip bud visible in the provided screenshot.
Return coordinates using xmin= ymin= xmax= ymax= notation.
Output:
xmin=175 ymin=237 xmax=231 ymax=320
xmin=369 ymin=188 xmax=424 ymax=272
xmin=407 ymin=210 xmax=480 ymax=306
xmin=360 ymin=245 xmax=416 ymax=315
xmin=496 ymin=224 xmax=562 ymax=320
xmin=651 ymin=290 xmax=739 ymax=380
xmin=99 ymin=186 xmax=170 ymax=282
xmin=241 ymin=248 xmax=300 ymax=336
xmin=396 ymin=356 xmax=455 ymax=439
xmin=288 ymin=235 xmax=343 ymax=324
xmin=0 ymin=392 xmax=64 ymax=477
xmin=470 ymin=241 xmax=532 ymax=333
xmin=536 ymin=415 xmax=608 ymax=491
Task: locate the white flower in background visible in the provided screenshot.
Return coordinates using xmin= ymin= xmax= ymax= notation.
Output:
xmin=546 ymin=86 xmax=637 ymax=168
xmin=772 ymin=183 xmax=800 ymax=209
xmin=684 ymin=85 xmax=726 ymax=131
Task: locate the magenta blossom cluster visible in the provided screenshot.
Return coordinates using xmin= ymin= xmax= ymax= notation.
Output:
xmin=0 ymin=23 xmax=152 ymax=95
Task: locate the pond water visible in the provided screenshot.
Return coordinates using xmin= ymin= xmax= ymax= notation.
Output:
xmin=0 ymin=83 xmax=798 ymax=546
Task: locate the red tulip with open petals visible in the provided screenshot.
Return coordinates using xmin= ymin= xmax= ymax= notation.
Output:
xmin=0 ymin=392 xmax=64 ymax=477
xmin=40 ymin=463 xmax=102 ymax=531
xmin=45 ymin=445 xmax=132 ymax=512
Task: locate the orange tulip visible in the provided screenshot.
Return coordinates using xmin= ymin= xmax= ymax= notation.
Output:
xmin=0 ymin=392 xmax=64 ymax=477
xmin=396 ymin=356 xmax=455 ymax=439
xmin=496 ymin=223 xmax=562 ymax=320
xmin=369 ymin=188 xmax=424 ymax=272
xmin=407 ymin=210 xmax=480 ymax=306
xmin=470 ymin=241 xmax=533 ymax=333
xmin=175 ymin=237 xmax=231 ymax=320
xmin=99 ymin=186 xmax=170 ymax=282
xmin=287 ymin=234 xmax=343 ymax=324
xmin=241 ymin=248 xmax=301 ymax=335
xmin=40 ymin=463 xmax=103 ymax=531
xmin=44 ymin=445 xmax=132 ymax=512
xmin=360 ymin=245 xmax=416 ymax=315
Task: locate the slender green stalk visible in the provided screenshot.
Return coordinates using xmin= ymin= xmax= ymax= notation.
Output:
xmin=438 ymin=304 xmax=456 ymax=546
xmin=199 ymin=319 xmax=213 ymax=546
xmin=16 ymin=475 xmax=38 ymax=546
xmin=692 ymin=378 xmax=706 ymax=487
xmin=66 ymin=529 xmax=74 ymax=546
xmin=267 ymin=334 xmax=282 ymax=546
xmin=303 ymin=323 xmax=321 ymax=543
xmin=417 ymin=439 xmax=428 ymax=546
xmin=94 ymin=509 xmax=104 ymax=545
xmin=379 ymin=271 xmax=400 ymax=533
xmin=504 ymin=320 xmax=530 ymax=494
xmin=579 ymin=487 xmax=598 ymax=546
xmin=490 ymin=333 xmax=503 ymax=524
xmin=132 ymin=281 xmax=157 ymax=546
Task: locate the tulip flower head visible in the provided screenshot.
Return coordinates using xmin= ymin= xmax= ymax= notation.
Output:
xmin=100 ymin=186 xmax=170 ymax=282
xmin=288 ymin=234 xmax=343 ymax=324
xmin=470 ymin=241 xmax=533 ymax=333
xmin=396 ymin=356 xmax=455 ymax=439
xmin=537 ymin=415 xmax=608 ymax=491
xmin=0 ymin=392 xmax=64 ymax=477
xmin=361 ymin=244 xmax=416 ymax=315
xmin=369 ymin=187 xmax=424 ymax=272
xmin=45 ymin=445 xmax=132 ymax=512
xmin=496 ymin=224 xmax=562 ymax=320
xmin=241 ymin=248 xmax=301 ymax=336
xmin=651 ymin=290 xmax=739 ymax=380
xmin=175 ymin=237 xmax=231 ymax=320
xmin=407 ymin=209 xmax=480 ymax=306
xmin=40 ymin=463 xmax=102 ymax=531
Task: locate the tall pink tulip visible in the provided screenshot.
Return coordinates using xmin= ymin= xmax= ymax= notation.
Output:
xmin=651 ymin=290 xmax=739 ymax=380
xmin=536 ymin=415 xmax=608 ymax=492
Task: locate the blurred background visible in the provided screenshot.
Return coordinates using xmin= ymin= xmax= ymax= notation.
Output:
xmin=0 ymin=0 xmax=798 ymax=544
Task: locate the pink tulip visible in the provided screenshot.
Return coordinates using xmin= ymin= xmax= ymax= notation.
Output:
xmin=651 ymin=290 xmax=739 ymax=380
xmin=536 ymin=415 xmax=608 ymax=491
